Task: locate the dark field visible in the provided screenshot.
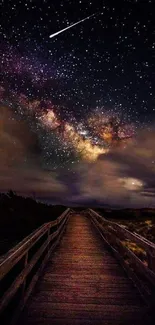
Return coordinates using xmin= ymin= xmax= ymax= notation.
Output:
xmin=0 ymin=191 xmax=66 ymax=256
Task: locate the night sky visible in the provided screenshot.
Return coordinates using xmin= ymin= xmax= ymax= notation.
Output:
xmin=0 ymin=0 xmax=155 ymax=208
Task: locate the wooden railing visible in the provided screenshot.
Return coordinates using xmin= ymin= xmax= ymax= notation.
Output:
xmin=0 ymin=208 xmax=70 ymax=325
xmin=89 ymin=209 xmax=155 ymax=304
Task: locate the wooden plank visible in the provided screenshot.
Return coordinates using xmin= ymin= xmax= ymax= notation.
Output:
xmin=22 ymin=303 xmax=143 ymax=321
xmin=37 ymin=281 xmax=136 ymax=293
xmin=16 ymin=318 xmax=152 ymax=325
xmin=25 ymin=301 xmax=141 ymax=312
xmin=18 ymin=318 xmax=153 ymax=325
xmin=26 ymin=302 xmax=142 ymax=312
xmin=16 ymin=213 xmax=151 ymax=325
xmin=31 ymin=290 xmax=142 ymax=305
xmin=42 ymin=273 xmax=129 ymax=281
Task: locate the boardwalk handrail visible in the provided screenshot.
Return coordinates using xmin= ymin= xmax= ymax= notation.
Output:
xmin=0 ymin=208 xmax=70 ymax=324
xmin=88 ymin=209 xmax=155 ymax=301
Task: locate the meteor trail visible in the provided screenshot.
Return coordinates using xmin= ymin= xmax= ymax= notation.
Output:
xmin=49 ymin=13 xmax=96 ymax=39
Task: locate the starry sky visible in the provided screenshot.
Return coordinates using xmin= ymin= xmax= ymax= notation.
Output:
xmin=0 ymin=0 xmax=155 ymax=208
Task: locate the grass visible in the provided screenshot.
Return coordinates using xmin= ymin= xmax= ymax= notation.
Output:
xmin=115 ymin=218 xmax=155 ymax=244
xmin=95 ymin=208 xmax=155 ymax=266
xmin=95 ymin=207 xmax=155 ymax=243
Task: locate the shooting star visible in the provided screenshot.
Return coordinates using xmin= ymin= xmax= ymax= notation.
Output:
xmin=49 ymin=13 xmax=96 ymax=39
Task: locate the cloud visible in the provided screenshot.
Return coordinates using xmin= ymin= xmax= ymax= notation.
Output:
xmin=0 ymin=105 xmax=68 ymax=198
xmin=66 ymin=129 xmax=155 ymax=207
xmin=0 ymin=168 xmax=67 ymax=199
xmin=0 ymin=105 xmax=39 ymax=167
xmin=1 ymin=106 xmax=155 ymax=208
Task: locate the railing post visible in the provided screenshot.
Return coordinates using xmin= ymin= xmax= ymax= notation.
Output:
xmin=56 ymin=218 xmax=59 ymax=234
xmin=147 ymin=248 xmax=155 ymax=273
xmin=22 ymin=252 xmax=28 ymax=297
xmin=47 ymin=227 xmax=50 ymax=257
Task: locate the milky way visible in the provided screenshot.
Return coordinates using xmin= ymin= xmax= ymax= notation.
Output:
xmin=0 ymin=41 xmax=150 ymax=170
xmin=0 ymin=0 xmax=154 ymax=206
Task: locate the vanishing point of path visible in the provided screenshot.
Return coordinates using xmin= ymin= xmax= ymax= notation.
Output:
xmin=17 ymin=213 xmax=152 ymax=325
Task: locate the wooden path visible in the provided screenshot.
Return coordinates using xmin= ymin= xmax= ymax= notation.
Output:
xmin=17 ymin=213 xmax=152 ymax=325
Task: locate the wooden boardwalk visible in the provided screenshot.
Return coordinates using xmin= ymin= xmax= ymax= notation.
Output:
xmin=17 ymin=213 xmax=151 ymax=325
